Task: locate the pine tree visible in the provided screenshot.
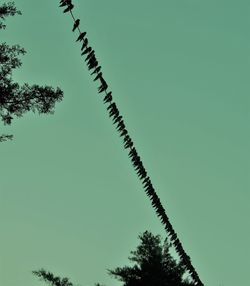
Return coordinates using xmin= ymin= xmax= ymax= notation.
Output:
xmin=108 ymin=231 xmax=195 ymax=286
xmin=33 ymin=231 xmax=195 ymax=286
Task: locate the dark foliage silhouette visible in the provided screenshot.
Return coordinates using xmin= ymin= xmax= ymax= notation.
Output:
xmin=33 ymin=269 xmax=73 ymax=286
xmin=108 ymin=231 xmax=195 ymax=286
xmin=33 ymin=231 xmax=195 ymax=286
xmin=58 ymin=1 xmax=203 ymax=284
xmin=0 ymin=1 xmax=63 ymax=142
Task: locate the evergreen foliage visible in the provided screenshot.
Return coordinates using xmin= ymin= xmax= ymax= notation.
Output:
xmin=0 ymin=1 xmax=63 ymax=142
xmin=108 ymin=231 xmax=195 ymax=286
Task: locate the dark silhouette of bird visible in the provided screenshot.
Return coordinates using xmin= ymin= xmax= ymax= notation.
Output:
xmin=86 ymin=54 xmax=95 ymax=65
xmin=132 ymin=154 xmax=140 ymax=164
xmin=81 ymin=46 xmax=92 ymax=55
xmin=116 ymin=120 xmax=125 ymax=132
xmin=98 ymin=77 xmax=108 ymax=93
xmin=124 ymin=138 xmax=133 ymax=149
xmin=87 ymin=58 xmax=98 ymax=70
xmin=94 ymin=72 xmax=102 ymax=81
xmin=128 ymin=148 xmax=137 ymax=159
xmin=169 ymin=232 xmax=177 ymax=242
xmin=107 ymin=102 xmax=118 ymax=112
xmin=113 ymin=115 xmax=122 ymax=124
xmin=72 ymin=19 xmax=80 ymax=32
xmin=100 ymin=77 xmax=107 ymax=85
xmin=138 ymin=169 xmax=147 ymax=179
xmin=59 ymin=0 xmax=71 ymax=7
xmin=91 ymin=66 xmax=101 ymax=75
xmin=87 ymin=53 xmax=96 ymax=63
xmin=119 ymin=129 xmax=128 ymax=137
xmin=143 ymin=180 xmax=151 ymax=189
xmin=63 ymin=3 xmax=74 ymax=13
xmin=88 ymin=60 xmax=98 ymax=70
xmin=142 ymin=176 xmax=150 ymax=185
xmin=81 ymin=38 xmax=88 ymax=50
xmin=103 ymin=92 xmax=112 ymax=103
xmin=85 ymin=50 xmax=95 ymax=61
xmin=109 ymin=108 xmax=119 ymax=118
xmin=123 ymin=134 xmax=130 ymax=142
xmin=76 ymin=32 xmax=87 ymax=42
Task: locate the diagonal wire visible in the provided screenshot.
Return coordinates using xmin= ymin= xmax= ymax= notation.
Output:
xmin=58 ymin=1 xmax=204 ymax=285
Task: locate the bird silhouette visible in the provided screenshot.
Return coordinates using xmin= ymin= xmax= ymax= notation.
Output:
xmin=86 ymin=57 xmax=97 ymax=67
xmin=138 ymin=169 xmax=147 ymax=179
xmin=94 ymin=72 xmax=102 ymax=81
xmin=87 ymin=53 xmax=96 ymax=62
xmin=72 ymin=19 xmax=80 ymax=32
xmin=81 ymin=46 xmax=92 ymax=55
xmin=76 ymin=32 xmax=87 ymax=42
xmin=119 ymin=129 xmax=128 ymax=137
xmin=109 ymin=108 xmax=119 ymax=118
xmin=98 ymin=77 xmax=108 ymax=92
xmin=107 ymin=103 xmax=119 ymax=117
xmin=142 ymin=177 xmax=150 ymax=185
xmin=59 ymin=0 xmax=71 ymax=7
xmin=116 ymin=120 xmax=125 ymax=132
xmin=63 ymin=3 xmax=74 ymax=13
xmin=85 ymin=50 xmax=95 ymax=61
xmin=87 ymin=58 xmax=98 ymax=70
xmin=91 ymin=66 xmax=101 ymax=75
xmin=98 ymin=83 xmax=108 ymax=93
xmin=113 ymin=115 xmax=122 ymax=124
xmin=107 ymin=103 xmax=116 ymax=111
xmin=129 ymin=148 xmax=137 ymax=159
xmin=144 ymin=181 xmax=151 ymax=189
xmin=103 ymin=92 xmax=112 ymax=103
xmin=86 ymin=53 xmax=96 ymax=65
xmin=81 ymin=38 xmax=88 ymax=50
xmin=124 ymin=134 xmax=130 ymax=142
xmin=59 ymin=2 xmax=67 ymax=7
xmin=124 ymin=137 xmax=133 ymax=149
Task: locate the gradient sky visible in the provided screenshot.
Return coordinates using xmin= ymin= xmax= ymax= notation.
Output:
xmin=0 ymin=1 xmax=249 ymax=285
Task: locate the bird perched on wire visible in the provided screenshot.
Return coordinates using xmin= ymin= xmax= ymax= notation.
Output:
xmin=113 ymin=115 xmax=122 ymax=124
xmin=81 ymin=38 xmax=88 ymax=50
xmin=94 ymin=72 xmax=102 ymax=81
xmin=76 ymin=32 xmax=87 ymax=42
xmin=124 ymin=135 xmax=133 ymax=149
xmin=103 ymin=92 xmax=112 ymax=103
xmin=98 ymin=77 xmax=108 ymax=93
xmin=107 ymin=103 xmax=119 ymax=118
xmin=87 ymin=57 xmax=98 ymax=70
xmin=119 ymin=128 xmax=128 ymax=137
xmin=81 ymin=46 xmax=92 ymax=55
xmin=85 ymin=50 xmax=95 ymax=61
xmin=91 ymin=66 xmax=101 ymax=75
xmin=59 ymin=0 xmax=71 ymax=7
xmin=63 ymin=3 xmax=74 ymax=13
xmin=116 ymin=120 xmax=125 ymax=132
xmin=72 ymin=19 xmax=80 ymax=32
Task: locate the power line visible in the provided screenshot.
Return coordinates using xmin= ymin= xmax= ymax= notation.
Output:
xmin=58 ymin=1 xmax=204 ymax=285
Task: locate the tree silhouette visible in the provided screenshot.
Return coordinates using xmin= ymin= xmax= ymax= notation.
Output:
xmin=33 ymin=231 xmax=195 ymax=286
xmin=58 ymin=1 xmax=203 ymax=285
xmin=108 ymin=231 xmax=195 ymax=286
xmin=33 ymin=269 xmax=73 ymax=286
xmin=0 ymin=1 xmax=63 ymax=142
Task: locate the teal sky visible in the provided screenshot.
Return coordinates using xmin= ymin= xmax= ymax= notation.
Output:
xmin=0 ymin=0 xmax=249 ymax=285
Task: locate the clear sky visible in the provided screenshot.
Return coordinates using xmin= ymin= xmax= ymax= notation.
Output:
xmin=0 ymin=0 xmax=249 ymax=285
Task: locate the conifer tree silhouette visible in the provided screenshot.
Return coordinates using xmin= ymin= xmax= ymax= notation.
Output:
xmin=0 ymin=2 xmax=63 ymax=142
xmin=58 ymin=1 xmax=203 ymax=285
xmin=33 ymin=269 xmax=73 ymax=286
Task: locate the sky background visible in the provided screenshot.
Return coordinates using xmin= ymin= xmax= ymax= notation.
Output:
xmin=0 ymin=0 xmax=249 ymax=285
